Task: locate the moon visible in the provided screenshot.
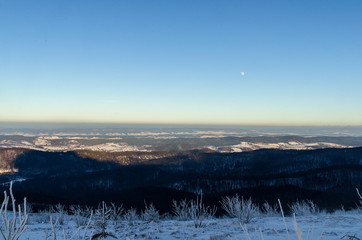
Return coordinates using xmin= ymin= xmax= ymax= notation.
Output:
xmin=240 ymin=72 xmax=245 ymax=76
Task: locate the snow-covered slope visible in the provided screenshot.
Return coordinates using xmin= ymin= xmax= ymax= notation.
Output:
xmin=216 ymin=141 xmax=352 ymax=152
xmin=0 ymin=135 xmax=356 ymax=153
xmin=19 ymin=210 xmax=362 ymax=240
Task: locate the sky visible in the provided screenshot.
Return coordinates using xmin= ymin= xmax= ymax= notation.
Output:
xmin=0 ymin=0 xmax=361 ymax=126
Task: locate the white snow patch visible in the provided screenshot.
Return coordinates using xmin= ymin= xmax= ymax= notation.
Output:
xmin=33 ymin=137 xmax=51 ymax=146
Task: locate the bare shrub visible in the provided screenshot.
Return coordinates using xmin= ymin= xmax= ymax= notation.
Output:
xmin=220 ymin=195 xmax=259 ymax=223
xmin=123 ymin=208 xmax=138 ymax=225
xmin=241 ymin=199 xmax=324 ymax=240
xmin=50 ymin=203 xmax=66 ymax=225
xmin=172 ymin=199 xmax=190 ymax=221
xmin=188 ymin=195 xmax=217 ymax=228
xmin=141 ymin=202 xmax=159 ymax=223
xmin=289 ymin=200 xmax=319 ymax=216
xmin=108 ymin=203 xmax=123 ymax=221
xmin=45 ymin=213 xmax=93 ymax=240
xmin=262 ymin=202 xmax=280 ymax=217
xmin=70 ymin=205 xmax=93 ymax=228
xmin=0 ymin=182 xmax=28 ymax=240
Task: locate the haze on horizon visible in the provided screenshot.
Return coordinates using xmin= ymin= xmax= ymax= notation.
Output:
xmin=1 ymin=1 xmax=361 ymax=126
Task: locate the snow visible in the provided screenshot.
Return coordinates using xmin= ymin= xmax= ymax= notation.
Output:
xmin=43 ymin=136 xmax=62 ymax=140
xmin=33 ymin=137 xmax=51 ymax=146
xmin=0 ymin=139 xmax=148 ymax=152
xmin=221 ymin=141 xmax=352 ymax=152
xmin=17 ymin=210 xmax=362 ymax=240
xmin=1 ymin=132 xmax=357 ymax=153
xmin=77 ymin=143 xmax=149 ymax=152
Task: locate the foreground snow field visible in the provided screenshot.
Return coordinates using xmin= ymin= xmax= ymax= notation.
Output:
xmin=16 ymin=210 xmax=361 ymax=240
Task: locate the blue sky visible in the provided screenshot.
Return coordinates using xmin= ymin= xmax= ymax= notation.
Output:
xmin=1 ymin=0 xmax=361 ymax=125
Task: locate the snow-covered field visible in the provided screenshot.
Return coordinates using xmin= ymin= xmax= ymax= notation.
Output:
xmin=17 ymin=210 xmax=361 ymax=240
xmin=1 ymin=184 xmax=361 ymax=240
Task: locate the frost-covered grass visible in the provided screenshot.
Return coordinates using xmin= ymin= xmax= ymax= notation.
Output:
xmin=220 ymin=195 xmax=259 ymax=223
xmin=1 ymin=186 xmax=361 ymax=240
xmin=17 ymin=209 xmax=361 ymax=240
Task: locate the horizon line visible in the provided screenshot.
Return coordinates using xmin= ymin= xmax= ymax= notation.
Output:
xmin=0 ymin=121 xmax=362 ymax=128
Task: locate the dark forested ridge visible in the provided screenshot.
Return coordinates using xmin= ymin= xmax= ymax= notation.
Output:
xmin=0 ymin=147 xmax=361 ymax=211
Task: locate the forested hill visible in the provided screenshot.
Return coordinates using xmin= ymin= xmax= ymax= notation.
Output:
xmin=0 ymin=147 xmax=361 ymax=211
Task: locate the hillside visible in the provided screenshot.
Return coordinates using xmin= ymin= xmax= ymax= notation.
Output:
xmin=0 ymin=147 xmax=361 ymax=211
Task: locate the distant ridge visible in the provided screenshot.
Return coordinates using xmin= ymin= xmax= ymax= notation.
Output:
xmin=0 ymin=147 xmax=361 ymax=211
